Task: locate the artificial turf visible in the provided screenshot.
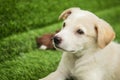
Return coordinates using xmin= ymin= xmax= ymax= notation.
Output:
xmin=0 ymin=0 xmax=120 ymax=80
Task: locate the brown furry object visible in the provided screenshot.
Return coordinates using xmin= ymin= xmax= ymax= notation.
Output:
xmin=36 ymin=30 xmax=60 ymax=50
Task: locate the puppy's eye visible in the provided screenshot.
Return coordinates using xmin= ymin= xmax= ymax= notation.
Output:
xmin=77 ymin=29 xmax=84 ymax=35
xmin=63 ymin=23 xmax=65 ymax=27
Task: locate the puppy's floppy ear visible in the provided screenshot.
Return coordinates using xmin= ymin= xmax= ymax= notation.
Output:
xmin=95 ymin=19 xmax=115 ymax=48
xmin=59 ymin=7 xmax=80 ymax=20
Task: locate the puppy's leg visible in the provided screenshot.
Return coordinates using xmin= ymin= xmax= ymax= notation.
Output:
xmin=39 ymin=70 xmax=66 ymax=80
xmin=39 ymin=53 xmax=75 ymax=80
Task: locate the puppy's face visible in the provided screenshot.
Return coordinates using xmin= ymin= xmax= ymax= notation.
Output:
xmin=53 ymin=8 xmax=115 ymax=53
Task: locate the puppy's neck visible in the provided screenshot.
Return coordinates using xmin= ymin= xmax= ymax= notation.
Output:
xmin=74 ymin=46 xmax=100 ymax=59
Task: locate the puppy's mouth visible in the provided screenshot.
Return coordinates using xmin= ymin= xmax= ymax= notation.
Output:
xmin=52 ymin=38 xmax=76 ymax=53
xmin=54 ymin=44 xmax=76 ymax=53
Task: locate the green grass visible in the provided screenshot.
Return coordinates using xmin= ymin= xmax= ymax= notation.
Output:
xmin=0 ymin=6 xmax=120 ymax=62
xmin=0 ymin=22 xmax=61 ymax=62
xmin=0 ymin=0 xmax=120 ymax=80
xmin=0 ymin=0 xmax=120 ymax=39
xmin=0 ymin=50 xmax=61 ymax=80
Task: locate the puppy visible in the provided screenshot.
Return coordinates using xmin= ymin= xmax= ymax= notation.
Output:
xmin=39 ymin=8 xmax=120 ymax=80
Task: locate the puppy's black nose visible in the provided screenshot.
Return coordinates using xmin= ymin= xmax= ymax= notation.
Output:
xmin=53 ymin=36 xmax=62 ymax=45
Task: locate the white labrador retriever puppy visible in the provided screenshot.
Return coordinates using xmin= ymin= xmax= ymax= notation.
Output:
xmin=39 ymin=8 xmax=120 ymax=80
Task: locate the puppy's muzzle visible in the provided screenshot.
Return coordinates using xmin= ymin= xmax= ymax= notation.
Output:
xmin=53 ymin=36 xmax=62 ymax=45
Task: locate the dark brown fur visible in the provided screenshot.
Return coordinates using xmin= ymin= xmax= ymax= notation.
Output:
xmin=36 ymin=30 xmax=60 ymax=50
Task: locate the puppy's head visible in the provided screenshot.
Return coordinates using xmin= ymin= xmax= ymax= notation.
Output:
xmin=53 ymin=7 xmax=115 ymax=53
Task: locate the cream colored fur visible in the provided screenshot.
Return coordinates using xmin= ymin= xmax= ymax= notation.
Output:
xmin=39 ymin=7 xmax=120 ymax=80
